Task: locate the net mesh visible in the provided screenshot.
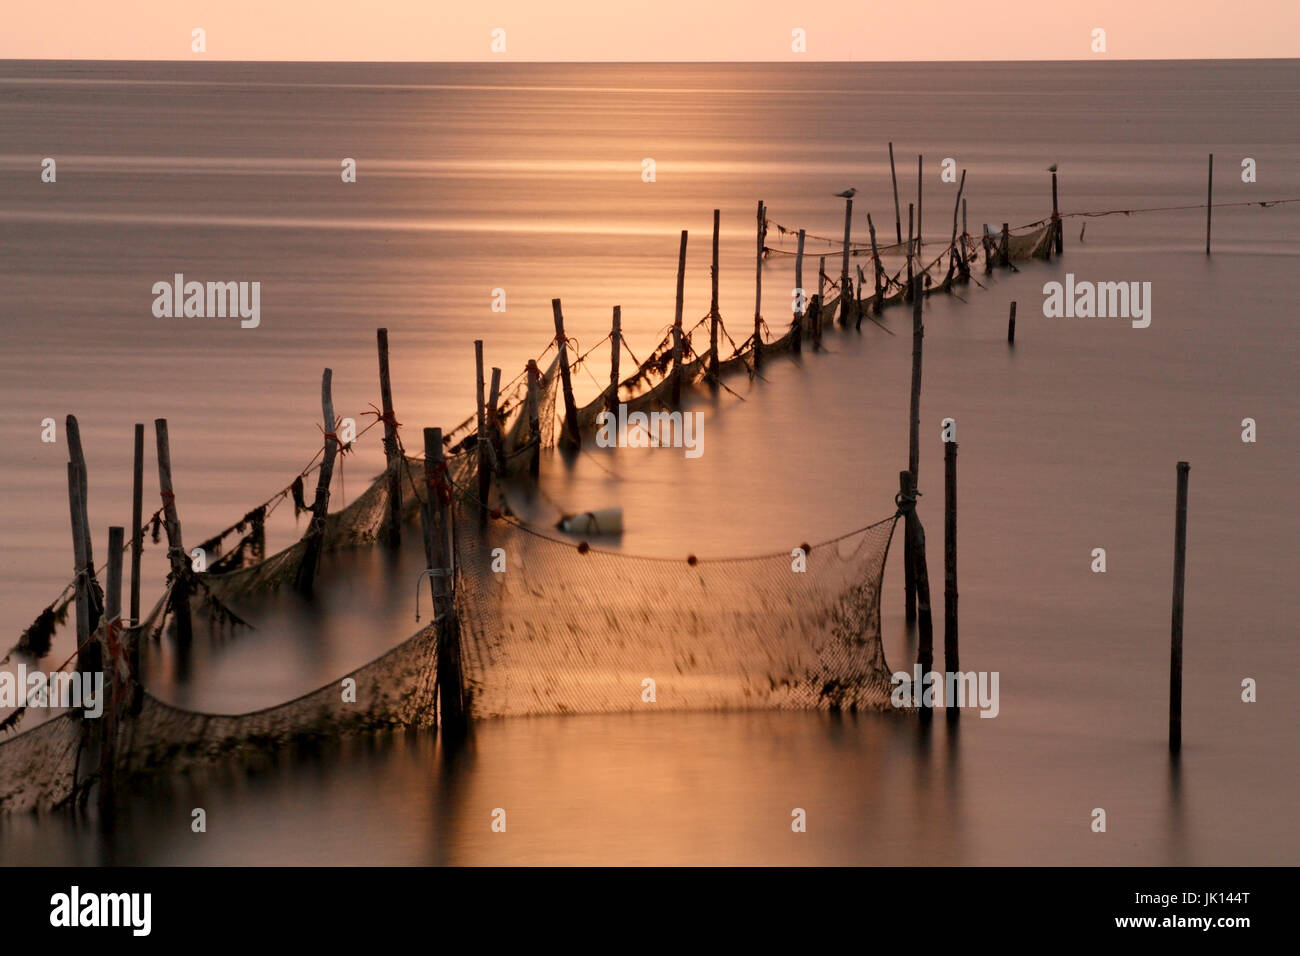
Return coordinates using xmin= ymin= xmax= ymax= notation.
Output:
xmin=0 ymin=215 xmax=1055 ymax=812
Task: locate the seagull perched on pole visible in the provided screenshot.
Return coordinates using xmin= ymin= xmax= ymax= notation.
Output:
xmin=834 ymin=188 xmax=857 ymax=198
xmin=1047 ymin=164 xmax=1058 ymax=172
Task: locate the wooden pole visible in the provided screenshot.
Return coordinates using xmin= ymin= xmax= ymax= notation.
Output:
xmin=855 ymin=265 xmax=867 ymax=330
xmin=525 ymin=360 xmax=541 ymax=479
xmin=671 ymin=231 xmax=687 ymax=405
xmin=960 ymin=197 xmax=969 ymax=276
xmin=423 ymin=427 xmax=465 ymax=736
xmin=839 ymin=196 xmax=853 ymax=327
xmin=944 ymin=440 xmax=959 ymax=721
xmin=488 ymin=366 xmax=503 ymax=476
xmin=709 ymin=208 xmax=721 ymax=382
xmin=1170 ymin=461 xmax=1190 ymax=754
xmin=910 ymin=473 xmax=935 ymax=720
xmin=1000 ymin=222 xmax=1010 ymax=267
xmin=906 ymin=203 xmax=914 ymax=302
xmin=130 ymin=423 xmax=143 ymax=626
xmin=376 ymin=328 xmax=402 ymax=548
xmin=98 ymin=524 xmax=124 ymax=818
xmin=1007 ymin=301 xmax=1017 ymax=344
xmin=793 ymin=229 xmax=805 ymax=354
xmin=474 ymin=340 xmax=490 ymax=518
xmin=154 ymin=418 xmax=192 ymax=644
xmin=65 ymin=416 xmax=100 ymax=645
xmin=817 ymin=256 xmax=827 ymax=345
xmin=1205 ymin=154 xmax=1213 ymax=255
xmin=900 ymin=470 xmax=916 ymax=622
xmin=916 ymin=153 xmax=923 ymax=272
xmin=947 ymin=168 xmax=966 ymax=284
xmin=868 ymin=213 xmax=883 ymax=315
xmin=607 ymin=306 xmax=621 ymax=416
xmin=810 ymin=294 xmax=823 ymax=351
xmin=754 ymin=201 xmax=765 ymax=366
xmin=1051 ymin=170 xmax=1063 ymax=254
xmin=294 ymin=370 xmax=338 ymax=596
xmin=552 ymin=298 xmax=581 ymax=447
xmin=909 ymin=275 xmax=923 ymax=482
xmin=66 ymin=461 xmax=99 ymax=675
xmin=889 ymin=142 xmax=902 ymax=245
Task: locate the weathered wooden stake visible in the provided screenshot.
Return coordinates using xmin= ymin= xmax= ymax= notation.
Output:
xmin=1051 ymin=170 xmax=1063 ymax=254
xmin=98 ymin=525 xmax=124 ymax=818
xmin=944 ymin=440 xmax=959 ymax=721
xmin=422 ymin=427 xmax=465 ymax=736
xmin=754 ymin=200 xmax=765 ymax=366
xmin=817 ymin=256 xmax=827 ymax=345
xmin=552 ymin=299 xmax=581 ymax=447
xmin=1170 ymin=461 xmax=1190 ymax=754
xmin=889 ymin=141 xmax=902 ymax=244
xmin=910 ymin=473 xmax=935 ymax=721
xmin=810 ymin=294 xmax=823 ymax=350
xmin=1007 ymin=301 xmax=1017 ymax=344
xmin=839 ymin=196 xmax=853 ymax=327
xmin=66 ymin=460 xmax=98 ymax=675
xmin=1000 ymin=222 xmax=1011 ymax=267
xmin=868 ymin=213 xmax=883 ymax=314
xmin=960 ymin=198 xmax=970 ymax=276
xmin=525 ymin=360 xmax=541 ymax=479
xmin=294 ymin=371 xmax=338 ymax=596
xmin=488 ymin=366 xmax=503 ymax=476
xmin=376 ymin=328 xmax=402 ymax=549
xmin=906 ymin=203 xmax=915 ymax=302
xmin=154 ymin=418 xmax=192 ymax=643
xmin=1205 ymin=154 xmax=1213 ymax=255
xmin=671 ymin=230 xmax=688 ymax=404
xmin=900 ymin=469 xmax=917 ymax=623
xmin=65 ymin=417 xmax=100 ymax=658
xmin=709 ymin=208 xmax=721 ymax=382
xmin=130 ymin=423 xmax=144 ymax=626
xmin=916 ymin=153 xmax=924 ymax=269
xmin=946 ymin=168 xmax=966 ymax=284
xmin=793 ymin=229 xmax=805 ymax=354
xmin=474 ymin=340 xmax=490 ymax=517
xmin=607 ymin=306 xmax=622 ymax=416
xmin=909 ymin=276 xmax=923 ymax=482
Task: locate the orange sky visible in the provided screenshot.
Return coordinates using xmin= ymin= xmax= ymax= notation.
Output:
xmin=2 ymin=0 xmax=1298 ymax=60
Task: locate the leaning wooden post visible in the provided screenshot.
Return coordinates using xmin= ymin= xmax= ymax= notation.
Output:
xmin=959 ymin=197 xmax=970 ymax=277
xmin=552 ymin=299 xmax=581 ymax=448
xmin=488 ymin=366 xmax=504 ymax=476
xmin=66 ymin=462 xmax=99 ymax=675
xmin=916 ymin=153 xmax=923 ymax=270
xmin=839 ymin=196 xmax=853 ymax=327
xmin=946 ymin=169 xmax=966 ymax=285
xmin=1170 ymin=461 xmax=1190 ymax=754
xmin=98 ymin=525 xmax=124 ymax=819
xmin=671 ymin=231 xmax=688 ymax=405
xmin=607 ymin=306 xmax=621 ymax=416
xmin=817 ymin=256 xmax=827 ymax=345
xmin=423 ymin=427 xmax=465 ymax=736
xmin=905 ymin=203 xmax=915 ymax=302
xmin=293 ymin=370 xmax=339 ymax=596
xmin=709 ymin=208 xmax=721 ymax=383
xmin=130 ymin=423 xmax=144 ymax=626
xmin=154 ymin=418 xmax=192 ymax=644
xmin=868 ymin=213 xmax=884 ymax=315
xmin=525 ymin=360 xmax=541 ymax=479
xmin=1205 ymin=154 xmax=1213 ymax=255
xmin=1051 ymin=169 xmax=1063 ymax=254
xmin=909 ymin=474 xmax=935 ymax=720
xmin=66 ymin=415 xmax=100 ymax=644
xmin=792 ymin=229 xmax=805 ymax=354
xmin=474 ymin=340 xmax=490 ymax=518
xmin=1007 ymin=301 xmax=1017 ymax=344
xmin=889 ymin=142 xmax=902 ymax=245
xmin=754 ymin=201 xmax=765 ymax=366
xmin=376 ymin=328 xmax=402 ymax=549
xmin=944 ymin=440 xmax=959 ymax=721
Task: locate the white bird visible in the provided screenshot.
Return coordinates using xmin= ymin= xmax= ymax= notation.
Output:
xmin=834 ymin=188 xmax=856 ymax=198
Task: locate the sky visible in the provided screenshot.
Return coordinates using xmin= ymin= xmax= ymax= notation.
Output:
xmin=2 ymin=0 xmax=1298 ymax=61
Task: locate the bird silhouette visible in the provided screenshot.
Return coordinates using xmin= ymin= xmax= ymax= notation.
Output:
xmin=1047 ymin=164 xmax=1058 ymax=172
xmin=835 ymin=188 xmax=857 ymax=198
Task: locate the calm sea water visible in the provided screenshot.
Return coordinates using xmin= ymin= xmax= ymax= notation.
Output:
xmin=1 ymin=60 xmax=1298 ymax=864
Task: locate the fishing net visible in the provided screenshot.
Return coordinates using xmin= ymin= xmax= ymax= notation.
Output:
xmin=0 ymin=208 xmax=1051 ymax=812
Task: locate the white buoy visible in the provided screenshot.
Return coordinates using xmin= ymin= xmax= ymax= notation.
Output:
xmin=558 ymin=507 xmax=623 ymax=535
